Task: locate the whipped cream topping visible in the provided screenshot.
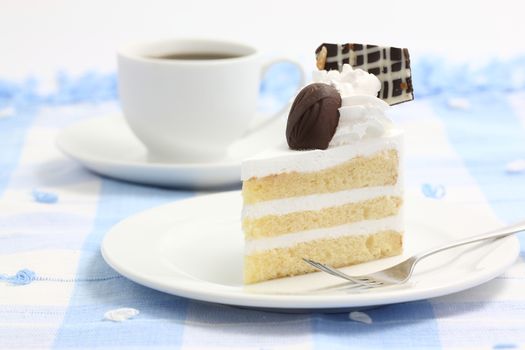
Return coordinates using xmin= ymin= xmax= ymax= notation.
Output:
xmin=312 ymin=64 xmax=393 ymax=145
xmin=313 ymin=64 xmax=381 ymax=97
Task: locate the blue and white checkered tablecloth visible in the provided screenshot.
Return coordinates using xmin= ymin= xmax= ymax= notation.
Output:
xmin=1 ymin=59 xmax=525 ymax=349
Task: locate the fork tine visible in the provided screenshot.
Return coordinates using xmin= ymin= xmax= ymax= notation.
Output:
xmin=361 ymin=278 xmax=384 ymax=286
xmin=327 ymin=283 xmax=372 ymax=292
xmin=305 ymin=259 xmax=346 ymax=279
xmin=304 ymin=259 xmax=358 ymax=282
xmin=318 ymin=283 xmax=371 ymax=292
xmin=344 ymin=275 xmax=384 ymax=287
xmin=312 ymin=262 xmax=351 ymax=280
xmin=315 ymin=262 xmax=375 ymax=287
xmin=307 ymin=279 xmax=373 ymax=294
xmin=303 ymin=258 xmax=385 ymax=287
xmin=303 ymin=259 xmax=374 ymax=287
xmin=304 ymin=259 xmax=335 ymax=274
xmin=304 ymin=259 xmax=345 ymax=279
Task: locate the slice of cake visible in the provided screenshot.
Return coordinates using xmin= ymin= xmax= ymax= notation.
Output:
xmin=242 ymin=44 xmax=412 ymax=284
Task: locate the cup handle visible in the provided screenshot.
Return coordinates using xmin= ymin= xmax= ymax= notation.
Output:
xmin=244 ymin=58 xmax=305 ymax=136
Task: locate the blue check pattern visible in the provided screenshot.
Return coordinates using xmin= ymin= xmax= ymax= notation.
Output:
xmin=1 ymin=59 xmax=525 ymax=349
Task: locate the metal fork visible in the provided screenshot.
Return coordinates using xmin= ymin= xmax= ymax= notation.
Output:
xmin=303 ymin=220 xmax=525 ymax=289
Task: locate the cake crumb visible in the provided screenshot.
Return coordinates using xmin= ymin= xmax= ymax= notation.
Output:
xmin=446 ymin=97 xmax=470 ymax=110
xmin=506 ymin=159 xmax=525 ymax=174
xmin=349 ymin=311 xmax=372 ymax=324
xmin=421 ymin=183 xmax=446 ymax=199
xmin=103 ymin=308 xmax=139 ymax=322
xmin=0 ymin=106 xmax=15 ymax=119
xmin=32 ymin=189 xmax=59 ymax=204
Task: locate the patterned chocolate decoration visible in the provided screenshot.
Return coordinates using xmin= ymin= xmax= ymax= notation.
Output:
xmin=315 ymin=43 xmax=414 ymax=105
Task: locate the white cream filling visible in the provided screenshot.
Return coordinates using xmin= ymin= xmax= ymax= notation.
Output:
xmin=244 ymin=214 xmax=403 ymax=254
xmin=242 ymin=185 xmax=402 ymax=219
xmin=241 ymin=128 xmax=403 ymax=180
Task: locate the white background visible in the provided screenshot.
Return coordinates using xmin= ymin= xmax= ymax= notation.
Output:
xmin=1 ymin=0 xmax=525 ymax=79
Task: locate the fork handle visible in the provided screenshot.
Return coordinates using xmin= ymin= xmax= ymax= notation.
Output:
xmin=414 ymin=220 xmax=525 ymax=262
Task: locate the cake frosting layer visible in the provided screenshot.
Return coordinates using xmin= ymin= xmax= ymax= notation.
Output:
xmin=242 ymin=184 xmax=402 ymax=219
xmin=244 ymin=214 xmax=403 ymax=254
xmin=241 ymin=128 xmax=402 ymax=180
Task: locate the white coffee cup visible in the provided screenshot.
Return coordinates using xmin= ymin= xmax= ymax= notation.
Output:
xmin=118 ymin=38 xmax=304 ymax=162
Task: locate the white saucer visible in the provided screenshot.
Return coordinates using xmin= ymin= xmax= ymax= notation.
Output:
xmin=56 ymin=115 xmax=284 ymax=189
xmin=101 ymin=191 xmax=519 ymax=311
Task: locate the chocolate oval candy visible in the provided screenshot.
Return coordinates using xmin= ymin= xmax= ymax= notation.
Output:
xmin=286 ymin=83 xmax=341 ymax=150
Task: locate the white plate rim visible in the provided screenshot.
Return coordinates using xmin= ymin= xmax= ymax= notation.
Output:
xmin=101 ymin=191 xmax=520 ymax=310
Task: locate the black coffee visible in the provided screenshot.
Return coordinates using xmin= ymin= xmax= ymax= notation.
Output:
xmin=153 ymin=52 xmax=242 ymax=60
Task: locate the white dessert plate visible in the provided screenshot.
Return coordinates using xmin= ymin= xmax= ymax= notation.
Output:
xmin=101 ymin=191 xmax=519 ymax=311
xmin=56 ymin=115 xmax=285 ymax=189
